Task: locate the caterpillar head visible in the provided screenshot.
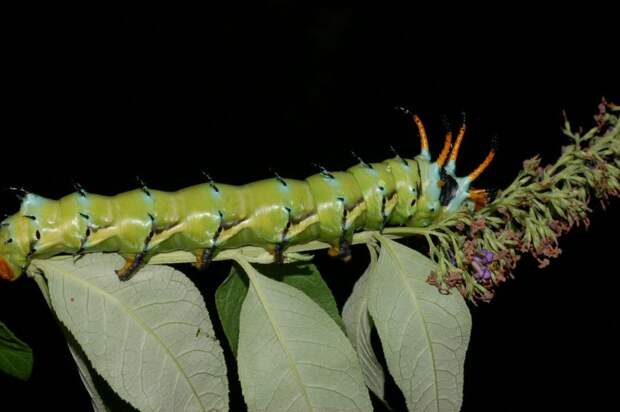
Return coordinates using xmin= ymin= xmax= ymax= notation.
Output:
xmin=404 ymin=114 xmax=495 ymax=226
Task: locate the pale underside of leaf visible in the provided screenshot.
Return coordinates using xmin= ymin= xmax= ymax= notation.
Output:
xmin=255 ymin=263 xmax=345 ymax=332
xmin=216 ymin=262 xmax=345 ymax=357
xmin=29 ymin=272 xmax=112 ymax=411
xmin=368 ymin=236 xmax=471 ymax=412
xmin=32 ymin=254 xmax=229 ymax=412
xmin=341 ymin=245 xmax=386 ymax=403
xmin=66 ymin=330 xmax=118 ymax=412
xmin=235 ymin=258 xmax=373 ymax=412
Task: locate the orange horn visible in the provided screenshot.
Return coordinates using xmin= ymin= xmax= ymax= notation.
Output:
xmin=449 ymin=122 xmax=466 ymax=164
xmin=436 ymin=131 xmax=452 ymax=167
xmin=468 ymin=148 xmax=496 ymax=182
xmin=413 ymin=114 xmax=429 ymax=153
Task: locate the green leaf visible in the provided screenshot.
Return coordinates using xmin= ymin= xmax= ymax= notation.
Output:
xmin=0 ymin=321 xmax=33 ymax=381
xmin=215 ymin=264 xmax=249 ymax=356
xmin=215 ymin=262 xmax=343 ymax=356
xmin=368 ymin=236 xmax=471 ymax=412
xmin=32 ymin=254 xmax=229 ymax=412
xmin=342 ymin=245 xmax=387 ymax=404
xmin=235 ymin=258 xmax=373 ymax=412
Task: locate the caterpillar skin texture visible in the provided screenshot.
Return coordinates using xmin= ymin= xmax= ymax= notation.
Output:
xmin=0 ymin=116 xmax=494 ymax=281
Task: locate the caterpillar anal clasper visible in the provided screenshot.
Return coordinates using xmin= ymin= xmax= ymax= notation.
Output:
xmin=0 ymin=115 xmax=495 ymax=281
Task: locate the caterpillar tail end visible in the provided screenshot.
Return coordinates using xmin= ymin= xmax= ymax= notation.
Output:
xmin=0 ymin=257 xmax=17 ymax=281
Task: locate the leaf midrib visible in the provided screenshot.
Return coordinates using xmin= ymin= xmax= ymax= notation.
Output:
xmin=238 ymin=258 xmax=314 ymax=411
xmin=379 ymin=237 xmax=440 ymax=410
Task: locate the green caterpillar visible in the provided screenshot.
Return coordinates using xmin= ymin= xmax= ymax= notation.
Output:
xmin=0 ymin=113 xmax=495 ymax=281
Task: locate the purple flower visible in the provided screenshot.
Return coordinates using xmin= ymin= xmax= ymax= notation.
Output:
xmin=479 ymin=249 xmax=495 ymax=264
xmin=472 ymin=249 xmax=495 ymax=281
xmin=471 ymin=260 xmax=492 ymax=280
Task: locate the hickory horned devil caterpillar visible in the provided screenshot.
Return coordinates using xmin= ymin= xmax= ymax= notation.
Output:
xmin=0 ymin=111 xmax=495 ymax=282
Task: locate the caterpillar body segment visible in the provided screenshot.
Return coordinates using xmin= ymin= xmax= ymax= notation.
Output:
xmin=0 ymin=116 xmax=494 ymax=281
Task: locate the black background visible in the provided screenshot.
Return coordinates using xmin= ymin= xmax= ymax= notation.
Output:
xmin=1 ymin=4 xmax=618 ymax=411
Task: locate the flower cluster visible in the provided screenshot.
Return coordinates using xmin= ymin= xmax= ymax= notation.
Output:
xmin=426 ymin=100 xmax=620 ymax=302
